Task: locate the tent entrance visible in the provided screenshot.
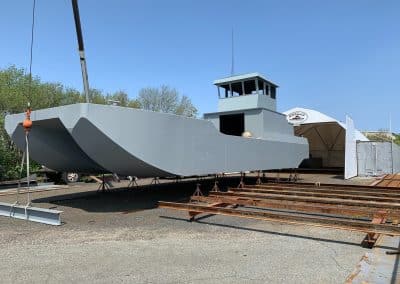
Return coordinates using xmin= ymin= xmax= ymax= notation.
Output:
xmin=295 ymin=122 xmax=345 ymax=169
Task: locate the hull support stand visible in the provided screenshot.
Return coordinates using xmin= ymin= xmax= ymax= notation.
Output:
xmin=150 ymin=177 xmax=160 ymax=185
xmin=191 ymin=183 xmax=203 ymax=200
xmin=237 ymin=172 xmax=245 ymax=188
xmin=127 ymin=176 xmax=139 ymax=189
xmin=211 ymin=174 xmax=220 ymax=192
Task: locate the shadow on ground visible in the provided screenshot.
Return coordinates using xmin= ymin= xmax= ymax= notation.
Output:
xmin=32 ymin=176 xmax=255 ymax=213
xmin=31 ymin=175 xmax=397 ymax=252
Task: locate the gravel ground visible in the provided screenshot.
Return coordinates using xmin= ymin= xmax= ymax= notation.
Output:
xmin=0 ymin=174 xmax=386 ymax=283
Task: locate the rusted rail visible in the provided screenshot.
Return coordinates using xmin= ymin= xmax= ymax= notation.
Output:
xmin=374 ymin=174 xmax=400 ymax=188
xmin=191 ymin=195 xmax=399 ymax=220
xmin=361 ymin=211 xmax=388 ymax=248
xmin=159 ymin=182 xmax=400 ymax=247
xmin=252 ymin=184 xmax=400 ymax=196
xmin=158 ymin=201 xmax=400 ymax=236
xmin=230 ymin=187 xmax=400 ymax=203
xmin=212 ymin=191 xmax=400 ymax=211
xmin=257 ymin=183 xmax=400 ymax=193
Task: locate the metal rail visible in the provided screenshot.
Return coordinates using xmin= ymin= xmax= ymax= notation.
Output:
xmin=253 ymin=184 xmax=400 ymax=195
xmin=263 ymin=181 xmax=400 ymax=190
xmin=230 ymin=187 xmax=400 ymax=203
xmin=375 ymin=173 xmax=400 ymax=187
xmin=211 ymin=191 xmax=400 ymax=210
xmin=159 ymin=201 xmax=400 ymax=236
xmin=192 ymin=195 xmax=396 ymax=220
xmin=252 ymin=185 xmax=400 ymax=199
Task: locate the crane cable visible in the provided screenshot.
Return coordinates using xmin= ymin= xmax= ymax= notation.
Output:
xmin=16 ymin=0 xmax=36 ymax=209
xmin=28 ymin=0 xmax=36 ymax=105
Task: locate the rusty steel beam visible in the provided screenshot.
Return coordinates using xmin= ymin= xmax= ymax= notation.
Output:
xmin=255 ymin=183 xmax=400 ymax=194
xmin=230 ymin=187 xmax=400 ymax=203
xmin=193 ymin=194 xmax=400 ymax=220
xmin=192 ymin=195 xmax=395 ymax=220
xmin=207 ymin=193 xmax=400 ymax=219
xmin=261 ymin=182 xmax=399 ymax=191
xmin=251 ymin=184 xmax=400 ymax=197
xmin=188 ymin=202 xmax=228 ymax=220
xmin=361 ymin=211 xmax=387 ymax=248
xmin=158 ymin=201 xmax=400 ymax=236
xmin=211 ymin=191 xmax=400 ymax=211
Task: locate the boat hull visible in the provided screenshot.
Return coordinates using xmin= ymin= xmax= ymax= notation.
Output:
xmin=5 ymin=104 xmax=308 ymax=177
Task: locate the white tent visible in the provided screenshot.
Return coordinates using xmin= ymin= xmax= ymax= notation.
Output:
xmin=284 ymin=107 xmax=368 ymax=168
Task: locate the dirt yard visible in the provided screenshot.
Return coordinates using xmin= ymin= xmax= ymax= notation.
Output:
xmin=0 ymin=173 xmax=397 ymax=283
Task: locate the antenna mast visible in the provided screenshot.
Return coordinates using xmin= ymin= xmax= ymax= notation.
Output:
xmin=231 ymin=28 xmax=235 ymax=76
xmin=71 ymin=0 xmax=90 ymax=103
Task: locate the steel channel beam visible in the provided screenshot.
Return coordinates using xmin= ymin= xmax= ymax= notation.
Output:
xmin=212 ymin=191 xmax=400 ymax=211
xmin=0 ymin=202 xmax=62 ymax=226
xmin=252 ymin=186 xmax=400 ymax=198
xmin=231 ymin=187 xmax=400 ymax=203
xmin=208 ymin=193 xmax=400 ymax=218
xmin=158 ymin=201 xmax=400 ymax=236
xmin=252 ymin=184 xmax=400 ymax=196
xmin=262 ymin=182 xmax=398 ymax=191
xmin=195 ymin=195 xmax=394 ymax=219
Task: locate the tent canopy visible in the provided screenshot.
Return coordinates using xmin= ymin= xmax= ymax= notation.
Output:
xmin=284 ymin=107 xmax=368 ymax=168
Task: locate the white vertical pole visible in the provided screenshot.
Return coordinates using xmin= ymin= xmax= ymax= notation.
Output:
xmin=17 ymin=150 xmax=26 ymax=204
xmin=26 ymin=133 xmax=31 ymax=205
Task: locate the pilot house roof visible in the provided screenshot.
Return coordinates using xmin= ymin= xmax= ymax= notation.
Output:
xmin=213 ymin=72 xmax=279 ymax=87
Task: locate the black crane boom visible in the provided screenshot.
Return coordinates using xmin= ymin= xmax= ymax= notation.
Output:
xmin=71 ymin=0 xmax=90 ymax=103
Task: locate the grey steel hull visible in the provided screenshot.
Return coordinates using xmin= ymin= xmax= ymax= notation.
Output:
xmin=5 ymin=104 xmax=308 ymax=177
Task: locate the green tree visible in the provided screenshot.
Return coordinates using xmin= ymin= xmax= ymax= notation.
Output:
xmin=0 ymin=66 xmax=198 ymax=180
xmin=175 ymin=95 xmax=198 ymax=117
xmin=106 ymin=90 xmax=129 ymax=106
xmin=89 ymin=88 xmax=107 ymax=105
xmin=0 ymin=115 xmax=23 ymax=180
xmin=138 ymin=85 xmax=197 ymax=117
xmin=127 ymin=99 xmax=141 ymax=109
xmin=0 ymin=65 xmax=88 ymax=114
xmin=394 ymin=134 xmax=400 ymax=146
xmin=0 ymin=66 xmax=88 ymax=180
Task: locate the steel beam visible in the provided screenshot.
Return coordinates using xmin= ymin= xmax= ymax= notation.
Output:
xmin=361 ymin=211 xmax=387 ymax=248
xmin=0 ymin=202 xmax=62 ymax=226
xmin=158 ymin=201 xmax=400 ymax=236
xmin=212 ymin=191 xmax=400 ymax=210
xmin=262 ymin=182 xmax=399 ymax=191
xmin=188 ymin=202 xmax=228 ymax=220
xmin=193 ymin=195 xmax=395 ymax=220
xmin=252 ymin=184 xmax=400 ymax=196
xmin=231 ymin=187 xmax=400 ymax=203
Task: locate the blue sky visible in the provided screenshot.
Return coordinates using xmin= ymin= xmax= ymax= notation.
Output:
xmin=1 ymin=0 xmax=399 ymax=131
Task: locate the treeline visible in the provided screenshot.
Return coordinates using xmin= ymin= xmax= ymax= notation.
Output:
xmin=0 ymin=65 xmax=197 ymax=181
xmin=364 ymin=132 xmax=400 ymax=145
